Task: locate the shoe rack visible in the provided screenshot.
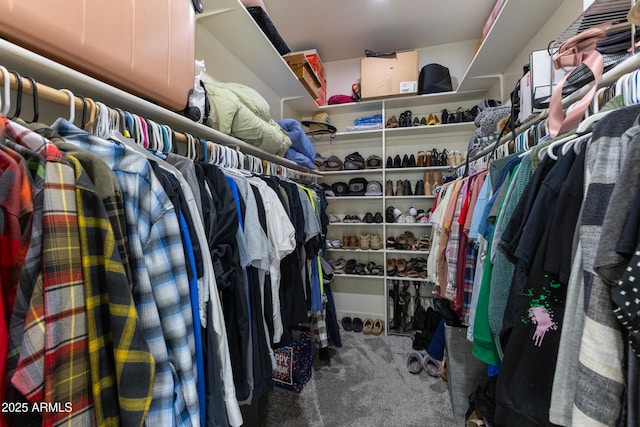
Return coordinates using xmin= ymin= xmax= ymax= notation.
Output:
xmin=315 ymin=90 xmax=480 ymax=336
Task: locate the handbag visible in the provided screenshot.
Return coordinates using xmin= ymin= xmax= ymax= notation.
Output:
xmin=548 ymin=22 xmax=612 ymax=137
xmin=272 ymin=330 xmax=313 ymax=393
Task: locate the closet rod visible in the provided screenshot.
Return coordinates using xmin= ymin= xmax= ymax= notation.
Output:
xmin=461 ymin=52 xmax=640 ymax=166
xmin=0 ymin=70 xmax=324 ymax=181
xmin=0 ymin=39 xmax=320 ymax=175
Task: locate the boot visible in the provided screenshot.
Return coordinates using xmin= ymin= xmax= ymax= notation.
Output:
xmin=424 ymin=171 xmax=433 ymax=196
xmin=431 ymin=171 xmax=442 ymax=191
xmin=385 ymin=179 xmax=394 ymax=196
xmin=395 ymin=179 xmax=404 ymax=196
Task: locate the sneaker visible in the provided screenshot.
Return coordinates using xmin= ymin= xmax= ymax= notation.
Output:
xmin=329 ymin=214 xmax=342 ymax=223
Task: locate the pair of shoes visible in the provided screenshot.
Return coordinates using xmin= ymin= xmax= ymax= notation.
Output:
xmin=334 ymin=258 xmax=346 ymax=274
xmin=363 ymin=319 xmax=385 ymax=335
xmin=401 ymin=154 xmax=417 ymax=168
xmin=406 ymin=350 xmax=442 ymax=377
xmin=343 ymin=214 xmax=362 ymax=223
xmin=385 ymin=115 xmax=399 ymax=128
xmin=342 ymin=235 xmax=360 ymax=249
xmin=398 ymin=110 xmax=413 ymax=127
xmin=386 ymin=258 xmax=398 ymax=276
xmin=363 ymin=212 xmax=375 ymax=223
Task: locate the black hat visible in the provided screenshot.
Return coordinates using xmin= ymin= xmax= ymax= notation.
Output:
xmin=418 ymin=64 xmax=453 ymax=95
xmin=331 ymin=182 xmax=349 ymax=196
xmin=344 ymin=152 xmax=365 ymax=170
xmin=348 ymin=178 xmax=368 ymax=196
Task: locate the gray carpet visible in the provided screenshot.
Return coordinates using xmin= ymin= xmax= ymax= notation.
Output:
xmin=260 ymin=331 xmax=464 ymax=426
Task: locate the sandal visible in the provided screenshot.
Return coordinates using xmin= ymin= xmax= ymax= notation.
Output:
xmin=341 ymin=316 xmax=354 ymax=331
xmin=372 ymin=319 xmax=384 ymax=335
xmin=405 ymin=231 xmax=416 ymax=249
xmin=386 ymin=236 xmax=396 ymax=249
xmin=362 ymin=318 xmax=374 ymax=335
xmin=365 ymin=262 xmax=377 ymax=275
xmin=352 ymin=317 xmax=364 ymax=333
xmin=396 ymin=258 xmax=407 ymax=276
xmin=418 ymin=234 xmax=431 ymax=251
xmin=345 ymin=259 xmax=357 ymax=275
xmin=440 ymin=149 xmax=449 ymax=166
xmin=395 ymin=233 xmax=407 ymax=250
xmin=355 ymin=263 xmax=366 ymax=275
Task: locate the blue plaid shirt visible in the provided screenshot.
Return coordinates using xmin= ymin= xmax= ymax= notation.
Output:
xmin=52 ymin=120 xmax=200 ymax=427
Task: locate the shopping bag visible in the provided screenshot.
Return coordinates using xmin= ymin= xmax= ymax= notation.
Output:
xmin=272 ymin=330 xmax=312 ymax=392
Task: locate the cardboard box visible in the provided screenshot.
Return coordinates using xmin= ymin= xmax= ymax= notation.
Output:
xmin=284 ymin=53 xmax=322 ymax=100
xmin=360 ymin=50 xmax=419 ymax=99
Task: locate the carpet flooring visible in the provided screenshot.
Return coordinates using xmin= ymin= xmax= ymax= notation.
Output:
xmin=259 ymin=330 xmax=464 ymax=426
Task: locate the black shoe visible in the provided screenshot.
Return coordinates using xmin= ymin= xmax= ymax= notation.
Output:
xmin=415 ymin=180 xmax=425 ymax=195
xmin=441 ymin=109 xmax=449 ymax=124
xmin=408 ymin=154 xmax=416 ymax=168
xmin=374 ymin=212 xmax=383 ymax=223
xmin=364 ymin=212 xmax=374 ymax=223
xmin=386 ymin=156 xmax=393 ymax=168
xmin=398 ymin=112 xmax=406 ymax=127
xmin=403 ymin=180 xmax=413 ymax=196
xmin=412 ymin=117 xmax=420 ymax=126
xmin=404 ymin=110 xmax=412 ymax=127
xmin=386 ymin=206 xmax=395 ymax=223
xmin=393 ymin=155 xmax=402 ymax=168
xmin=401 ymin=154 xmax=409 ymax=168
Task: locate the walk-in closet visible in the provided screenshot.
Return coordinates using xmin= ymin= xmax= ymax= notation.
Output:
xmin=0 ymin=0 xmax=638 ymax=426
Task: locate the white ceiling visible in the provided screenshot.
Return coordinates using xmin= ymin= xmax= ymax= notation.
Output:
xmin=263 ymin=0 xmax=498 ymax=63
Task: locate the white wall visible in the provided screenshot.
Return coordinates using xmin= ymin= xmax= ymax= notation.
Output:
xmin=324 ymin=40 xmax=479 ymax=100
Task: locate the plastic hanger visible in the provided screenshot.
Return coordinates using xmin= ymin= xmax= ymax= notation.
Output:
xmin=59 ymin=89 xmax=75 ymax=123
xmin=8 ymin=70 xmax=22 ymax=119
xmin=562 ymin=132 xmax=591 ymax=155
xmin=24 ymin=76 xmax=39 ymax=122
xmin=0 ymin=66 xmax=10 ymax=116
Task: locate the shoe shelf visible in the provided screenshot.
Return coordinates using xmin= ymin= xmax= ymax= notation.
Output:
xmin=383 ymin=122 xmax=477 ymax=137
xmin=333 ymin=273 xmax=385 ymax=280
xmin=385 ymin=195 xmax=436 ymax=200
xmin=385 ymin=249 xmax=431 ymax=255
xmin=386 ymin=277 xmax=432 ymax=283
xmin=326 ymin=249 xmax=384 ymax=253
xmin=333 ymin=129 xmax=383 ymax=142
xmin=321 ymin=169 xmax=383 ymax=176
xmin=328 ymin=222 xmax=383 ymax=227
xmin=384 ymin=166 xmax=451 ymax=174
xmin=326 ymin=196 xmax=384 ymax=201
xmin=385 ymin=223 xmax=431 ymax=227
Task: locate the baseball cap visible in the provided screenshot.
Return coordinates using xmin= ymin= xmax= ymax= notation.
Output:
xmin=348 ymin=178 xmax=368 ymax=196
xmin=344 ymin=152 xmax=365 ymax=170
xmin=322 ymin=155 xmax=343 ymax=171
xmin=331 ymin=182 xmax=349 ymax=196
xmin=365 ymin=181 xmax=382 ymax=196
xmin=302 ymin=112 xmax=337 ymax=134
xmin=366 ymin=155 xmax=383 ymax=169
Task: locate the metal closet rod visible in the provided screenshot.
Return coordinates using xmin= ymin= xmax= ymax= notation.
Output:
xmin=464 ymin=52 xmax=640 ymax=164
xmin=0 ymin=71 xmax=323 ymax=179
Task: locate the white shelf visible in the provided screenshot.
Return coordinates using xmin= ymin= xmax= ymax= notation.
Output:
xmin=385 ymin=277 xmax=431 ymax=283
xmin=321 ymin=169 xmax=383 ymax=176
xmin=333 ymin=129 xmax=383 ymax=142
xmin=385 ymin=223 xmax=431 ymax=227
xmin=384 ymin=122 xmax=477 ymax=137
xmin=385 ymin=195 xmax=436 ymax=200
xmin=333 ymin=274 xmax=385 ymax=280
xmin=0 ymin=39 xmax=319 ymax=174
xmin=329 ymin=222 xmax=383 ymax=226
xmin=385 ymin=250 xmax=430 ymax=255
xmin=384 ymin=166 xmax=452 ymax=174
xmin=327 ymin=249 xmax=385 ymax=254
xmin=457 ymin=0 xmax=561 ymax=92
xmin=199 ymin=0 xmax=315 ymax=105
xmin=326 ymin=196 xmax=384 ymax=201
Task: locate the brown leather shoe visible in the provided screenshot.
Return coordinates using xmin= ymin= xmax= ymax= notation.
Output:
xmin=385 ymin=180 xmax=394 ymax=196
xmin=424 ymin=171 xmax=433 ymax=196
xmin=396 ymin=179 xmax=404 ymax=196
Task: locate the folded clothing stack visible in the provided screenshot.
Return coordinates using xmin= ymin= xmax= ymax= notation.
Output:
xmin=346 ymin=114 xmax=383 ymax=132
